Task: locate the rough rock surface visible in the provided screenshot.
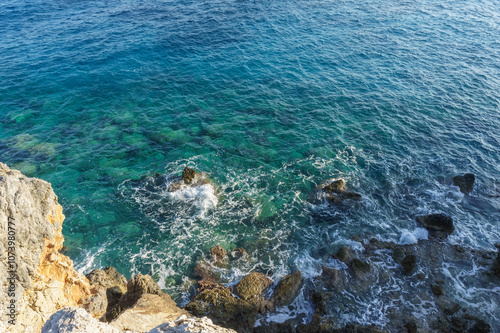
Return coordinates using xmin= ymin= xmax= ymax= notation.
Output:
xmin=272 ymin=271 xmax=304 ymax=307
xmin=109 ymin=294 xmax=187 ymax=332
xmin=318 ymin=178 xmax=362 ymax=203
xmin=41 ymin=307 xmax=119 ymax=333
xmin=149 ymin=315 xmax=237 ymax=333
xmin=185 ymin=287 xmax=263 ymax=333
xmin=452 ymin=173 xmax=475 ymax=194
xmin=84 ymin=266 xmax=127 ymax=318
xmin=234 ymin=272 xmax=272 ymax=301
xmin=416 ymin=213 xmax=454 ymax=235
xmin=0 ymin=163 xmax=91 ymax=333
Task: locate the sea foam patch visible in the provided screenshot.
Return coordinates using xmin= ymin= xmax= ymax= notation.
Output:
xmin=167 ymin=183 xmax=218 ymax=217
xmin=398 ymin=227 xmax=429 ymax=245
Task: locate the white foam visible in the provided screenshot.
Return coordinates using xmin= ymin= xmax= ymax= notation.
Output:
xmin=398 ymin=228 xmax=429 ymax=245
xmin=166 ymin=183 xmax=218 ymax=217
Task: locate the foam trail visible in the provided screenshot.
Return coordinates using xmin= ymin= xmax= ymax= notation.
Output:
xmin=399 ymin=228 xmax=429 ymax=245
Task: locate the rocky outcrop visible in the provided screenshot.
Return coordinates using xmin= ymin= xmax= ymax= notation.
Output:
xmin=167 ymin=167 xmax=213 ymax=192
xmin=317 ymin=178 xmax=362 ymax=204
xmin=104 ymin=273 xmax=187 ymax=326
xmin=271 ymin=271 xmax=303 ymax=308
xmin=41 ymin=308 xmax=119 ymax=333
xmin=185 ymin=287 xmax=263 ymax=333
xmin=83 ymin=266 xmax=127 ymax=318
xmin=453 ymin=173 xmax=475 ymax=194
xmin=110 ymin=294 xmax=187 ymax=332
xmin=234 ymin=272 xmax=272 ymax=301
xmin=416 ymin=213 xmax=454 ymax=236
xmin=149 ymin=315 xmax=237 ymax=333
xmin=0 ymin=163 xmax=92 ymax=333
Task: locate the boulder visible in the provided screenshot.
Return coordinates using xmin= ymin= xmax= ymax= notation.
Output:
xmin=109 ymin=294 xmax=187 ymax=332
xmin=0 ymin=163 xmax=91 ymax=332
xmin=453 ymin=173 xmax=475 ymax=194
xmin=185 ymin=287 xmax=262 ymax=333
xmin=41 ymin=307 xmax=119 ymax=333
xmin=234 ymin=272 xmax=272 ymax=300
xmin=182 ymin=167 xmax=197 ymax=184
xmin=105 ymin=273 xmax=165 ymax=322
xmin=272 ymin=271 xmax=304 ymax=307
xmin=333 ymin=246 xmax=355 ymax=264
xmin=314 ymin=178 xmax=362 ymax=204
xmin=149 ymin=314 xmax=237 ymax=333
xmin=416 ymin=214 xmax=454 ymax=235
xmin=401 ymin=254 xmax=417 ymax=274
xmin=83 ymin=266 xmax=127 ymax=317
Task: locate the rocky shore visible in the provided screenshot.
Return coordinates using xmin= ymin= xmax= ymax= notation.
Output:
xmin=1 ymin=163 xmax=498 ymax=332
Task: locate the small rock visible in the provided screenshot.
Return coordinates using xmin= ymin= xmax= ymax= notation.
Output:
xmin=453 ymin=173 xmax=475 ymax=194
xmin=392 ymin=247 xmax=405 ymax=264
xmin=234 ymin=272 xmax=272 ymax=300
xmin=416 ymin=214 xmax=454 ymax=235
xmin=351 ymin=258 xmax=371 ymax=276
xmin=182 ymin=167 xmax=196 ymax=184
xmin=333 ymin=246 xmax=355 ymax=264
xmin=210 ymin=245 xmax=228 ymax=266
xmin=322 ymin=179 xmax=346 ymax=193
xmin=402 ymin=254 xmax=417 ymax=274
xmin=431 ymin=284 xmax=444 ymax=296
xmin=272 ymin=271 xmax=304 ymax=307
xmin=405 ymin=320 xmax=418 ymax=333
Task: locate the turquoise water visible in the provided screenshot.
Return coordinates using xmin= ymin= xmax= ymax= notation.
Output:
xmin=1 ymin=0 xmax=500 ymax=327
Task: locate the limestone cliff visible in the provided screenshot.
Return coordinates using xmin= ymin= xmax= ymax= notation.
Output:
xmin=0 ymin=162 xmax=92 ymax=333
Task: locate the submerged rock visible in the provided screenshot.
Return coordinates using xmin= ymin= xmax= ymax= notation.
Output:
xmin=272 ymin=271 xmax=304 ymax=308
xmin=453 ymin=173 xmax=475 ymax=194
xmin=0 ymin=163 xmax=92 ymax=332
xmin=401 ymin=254 xmax=417 ymax=274
xmin=234 ymin=272 xmax=272 ymax=301
xmin=416 ymin=213 xmax=454 ymax=235
xmin=314 ymin=178 xmax=362 ymax=204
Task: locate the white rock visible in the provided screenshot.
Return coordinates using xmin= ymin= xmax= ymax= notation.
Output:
xmin=41 ymin=308 xmax=121 ymax=333
xmin=149 ymin=315 xmax=237 ymax=333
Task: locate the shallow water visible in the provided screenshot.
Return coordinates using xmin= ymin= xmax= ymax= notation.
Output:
xmin=1 ymin=0 xmax=499 ymax=329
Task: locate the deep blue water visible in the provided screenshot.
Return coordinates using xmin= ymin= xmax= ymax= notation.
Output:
xmin=1 ymin=0 xmax=499 ymax=328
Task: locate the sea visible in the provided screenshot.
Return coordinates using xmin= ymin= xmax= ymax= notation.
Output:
xmin=1 ymin=0 xmax=499 ymax=329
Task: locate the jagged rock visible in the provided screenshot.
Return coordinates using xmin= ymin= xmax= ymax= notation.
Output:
xmin=431 ymin=284 xmax=444 ymax=296
xmin=416 ymin=214 xmax=454 ymax=235
xmin=351 ymin=258 xmax=371 ymax=277
xmin=333 ymin=246 xmax=355 ymax=264
xmin=149 ymin=314 xmax=237 ymax=333
xmin=185 ymin=287 xmax=262 ymax=333
xmin=401 ymin=254 xmax=417 ymax=274
xmin=210 ymin=245 xmax=228 ymax=267
xmin=0 ymin=163 xmax=91 ymax=332
xmin=109 ymin=294 xmax=187 ymax=332
xmin=182 ymin=167 xmax=197 ymax=184
xmin=392 ymin=247 xmax=405 ymax=264
xmin=197 ymin=277 xmax=223 ymax=293
xmin=105 ymin=273 xmax=165 ymax=322
xmin=229 ymin=248 xmax=249 ymax=261
xmin=41 ymin=307 xmax=119 ymax=333
xmin=315 ymin=178 xmax=362 ymax=204
xmin=453 ymin=173 xmax=475 ymax=194
xmin=272 ymin=271 xmax=303 ymax=307
xmin=83 ymin=266 xmax=127 ymax=317
xmin=234 ymin=272 xmax=272 ymax=301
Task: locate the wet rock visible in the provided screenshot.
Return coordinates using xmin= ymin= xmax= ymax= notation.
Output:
xmin=453 ymin=173 xmax=475 ymax=194
xmin=431 ymin=284 xmax=444 ymax=296
xmin=405 ymin=319 xmax=418 ymax=333
xmin=351 ymin=258 xmax=371 ymax=277
xmin=185 ymin=287 xmax=262 ymax=333
xmin=230 ymin=248 xmax=250 ymax=261
xmin=318 ymin=178 xmax=362 ymax=203
xmin=272 ymin=271 xmax=304 ymax=307
xmin=392 ymin=247 xmax=405 ymax=264
xmin=210 ymin=245 xmax=228 ymax=266
xmin=494 ymin=243 xmax=500 ymax=277
xmin=234 ymin=272 xmax=273 ymax=301
xmin=197 ymin=277 xmax=223 ymax=293
xmin=436 ymin=296 xmax=461 ymax=316
xmin=402 ymin=254 xmax=417 ymax=274
xmin=416 ymin=214 xmax=454 ymax=235
xmin=182 ymin=167 xmax=197 ymax=184
xmin=333 ymin=246 xmax=355 ymax=264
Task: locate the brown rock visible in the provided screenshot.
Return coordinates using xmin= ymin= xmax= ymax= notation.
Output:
xmin=272 ymin=271 xmax=304 ymax=307
xmin=210 ymin=245 xmax=228 ymax=266
xmin=234 ymin=272 xmax=272 ymax=300
xmin=182 ymin=167 xmax=196 ymax=184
